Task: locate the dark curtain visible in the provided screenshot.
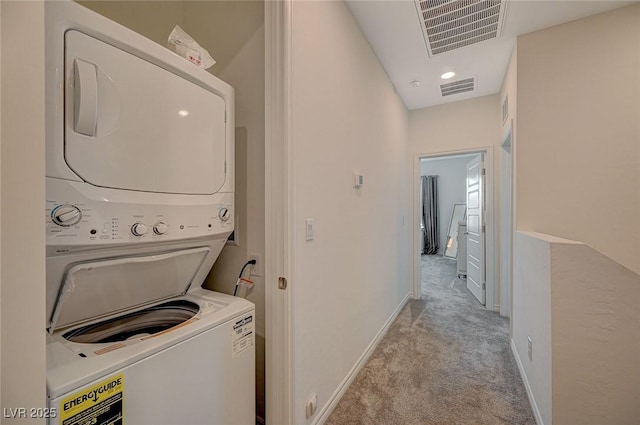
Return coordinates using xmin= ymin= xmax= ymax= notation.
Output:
xmin=421 ymin=175 xmax=439 ymax=255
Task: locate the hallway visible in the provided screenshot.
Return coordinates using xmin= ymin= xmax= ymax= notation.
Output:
xmin=325 ymin=255 xmax=535 ymax=425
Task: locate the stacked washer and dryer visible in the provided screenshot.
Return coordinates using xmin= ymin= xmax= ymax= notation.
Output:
xmin=44 ymin=2 xmax=254 ymax=424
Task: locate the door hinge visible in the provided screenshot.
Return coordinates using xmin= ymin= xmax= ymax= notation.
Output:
xmin=225 ymin=111 xmax=227 ymax=123
xmin=278 ymin=276 xmax=288 ymax=290
xmin=482 ymin=224 xmax=486 ymax=233
xmin=224 ymin=161 xmax=227 ymax=174
xmin=482 ymin=283 xmax=486 ymax=290
xmin=481 ymin=168 xmax=486 ymax=176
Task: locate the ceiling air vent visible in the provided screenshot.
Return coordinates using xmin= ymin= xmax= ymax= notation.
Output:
xmin=415 ymin=0 xmax=507 ymax=56
xmin=440 ymin=77 xmax=475 ymax=97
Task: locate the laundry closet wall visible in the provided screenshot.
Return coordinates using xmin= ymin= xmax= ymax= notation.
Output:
xmin=78 ymin=1 xmax=266 ymax=420
xmin=1 ymin=2 xmax=47 ymax=421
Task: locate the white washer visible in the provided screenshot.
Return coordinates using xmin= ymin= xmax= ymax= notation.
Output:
xmin=47 ymin=284 xmax=255 ymax=425
xmin=44 ymin=2 xmax=253 ymax=424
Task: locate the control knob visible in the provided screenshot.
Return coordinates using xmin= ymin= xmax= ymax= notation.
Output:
xmin=153 ymin=222 xmax=168 ymax=235
xmin=218 ymin=207 xmax=231 ymax=222
xmin=51 ymin=204 xmax=82 ymax=227
xmin=131 ymin=222 xmax=148 ymax=236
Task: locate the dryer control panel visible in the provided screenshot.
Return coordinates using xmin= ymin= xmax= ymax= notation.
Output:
xmin=46 ymin=178 xmax=233 ymax=250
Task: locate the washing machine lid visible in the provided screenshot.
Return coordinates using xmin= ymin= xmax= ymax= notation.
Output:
xmin=63 ymin=30 xmax=227 ymax=195
xmin=49 ymin=247 xmax=210 ymax=334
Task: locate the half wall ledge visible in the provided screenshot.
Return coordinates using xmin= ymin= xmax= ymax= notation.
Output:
xmin=513 ymin=231 xmax=640 ymax=425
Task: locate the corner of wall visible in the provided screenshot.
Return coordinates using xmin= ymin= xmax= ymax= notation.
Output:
xmin=513 ymin=231 xmax=553 ymax=425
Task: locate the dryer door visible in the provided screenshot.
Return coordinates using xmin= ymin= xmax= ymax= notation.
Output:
xmin=64 ymin=30 xmax=227 ymax=195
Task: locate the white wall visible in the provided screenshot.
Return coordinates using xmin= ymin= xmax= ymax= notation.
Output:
xmin=289 ymin=1 xmax=410 ymax=423
xmin=513 ymin=231 xmax=640 ymax=425
xmin=410 ymin=95 xmax=500 ymax=155
xmin=512 ymin=232 xmax=555 ymax=425
xmin=78 ymin=1 xmax=184 ymax=45
xmin=516 ymin=4 xmax=640 ymax=275
xmin=499 ymin=45 xmax=516 ymax=319
xmin=1 ymin=1 xmax=47 ymax=422
xmin=421 ymin=156 xmax=471 ymax=255
xmin=551 ymin=242 xmax=640 ymax=424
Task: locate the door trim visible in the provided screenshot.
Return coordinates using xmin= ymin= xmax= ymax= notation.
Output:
xmin=412 ymin=147 xmax=497 ymax=310
xmin=265 ymin=0 xmax=294 ymax=423
xmin=500 ymin=120 xmax=513 ymax=318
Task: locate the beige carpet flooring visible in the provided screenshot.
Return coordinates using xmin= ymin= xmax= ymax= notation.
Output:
xmin=325 ymin=255 xmax=536 ymax=425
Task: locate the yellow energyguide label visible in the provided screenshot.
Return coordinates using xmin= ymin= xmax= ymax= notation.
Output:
xmin=60 ymin=373 xmax=124 ymax=425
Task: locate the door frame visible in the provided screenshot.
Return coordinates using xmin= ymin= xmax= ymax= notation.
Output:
xmin=412 ymin=147 xmax=497 ymax=311
xmin=265 ymin=0 xmax=294 ymax=423
xmin=500 ymin=120 xmax=513 ymax=318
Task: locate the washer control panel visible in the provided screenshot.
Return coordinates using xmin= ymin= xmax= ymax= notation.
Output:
xmin=153 ymin=222 xmax=168 ymax=235
xmin=51 ymin=204 xmax=83 ymax=226
xmin=130 ymin=222 xmax=148 ymax=236
xmin=46 ymin=181 xmax=233 ymax=248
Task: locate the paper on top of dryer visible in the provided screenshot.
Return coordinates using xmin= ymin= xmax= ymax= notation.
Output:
xmin=167 ymin=25 xmax=215 ymax=69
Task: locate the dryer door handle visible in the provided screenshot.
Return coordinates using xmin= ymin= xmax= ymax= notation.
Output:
xmin=73 ymin=59 xmax=98 ymax=137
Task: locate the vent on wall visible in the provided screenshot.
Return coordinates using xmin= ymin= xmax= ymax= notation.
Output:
xmin=415 ymin=0 xmax=507 ymax=56
xmin=440 ymin=77 xmax=475 ymax=97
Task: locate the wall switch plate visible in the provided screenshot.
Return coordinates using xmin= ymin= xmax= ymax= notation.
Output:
xmin=305 ymin=393 xmax=317 ymax=419
xmin=249 ymin=253 xmax=261 ymax=276
xmin=353 ymin=172 xmax=364 ymax=188
xmin=527 ymin=336 xmax=533 ymax=361
xmin=305 ymin=219 xmax=314 ymax=241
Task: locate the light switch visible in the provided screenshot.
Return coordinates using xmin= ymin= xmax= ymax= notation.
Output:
xmin=305 ymin=219 xmax=314 ymax=241
xmin=353 ymin=172 xmax=364 ymax=188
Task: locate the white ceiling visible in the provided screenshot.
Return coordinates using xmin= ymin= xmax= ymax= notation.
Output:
xmin=345 ymin=0 xmax=637 ymax=110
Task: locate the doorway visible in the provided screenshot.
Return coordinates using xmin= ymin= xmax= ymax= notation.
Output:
xmin=413 ymin=148 xmax=497 ymax=310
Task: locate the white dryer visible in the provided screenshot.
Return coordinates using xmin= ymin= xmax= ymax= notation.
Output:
xmin=44 ymin=2 xmax=253 ymax=424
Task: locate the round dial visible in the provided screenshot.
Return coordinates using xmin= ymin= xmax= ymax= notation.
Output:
xmin=153 ymin=222 xmax=168 ymax=235
xmin=218 ymin=207 xmax=231 ymax=222
xmin=131 ymin=222 xmax=148 ymax=236
xmin=51 ymin=204 xmax=82 ymax=227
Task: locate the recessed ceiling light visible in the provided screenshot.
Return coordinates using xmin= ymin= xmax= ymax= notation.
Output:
xmin=409 ymin=80 xmax=422 ymax=88
xmin=441 ymin=72 xmax=456 ymax=80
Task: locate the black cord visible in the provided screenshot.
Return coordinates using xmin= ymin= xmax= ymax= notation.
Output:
xmin=233 ymin=259 xmax=257 ymax=296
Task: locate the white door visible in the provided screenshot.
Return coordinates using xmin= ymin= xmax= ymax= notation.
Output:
xmin=466 ymin=155 xmax=485 ymax=304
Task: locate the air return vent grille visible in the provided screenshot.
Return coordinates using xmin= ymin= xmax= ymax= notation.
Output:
xmin=440 ymin=78 xmax=475 ymax=97
xmin=415 ymin=0 xmax=506 ymax=56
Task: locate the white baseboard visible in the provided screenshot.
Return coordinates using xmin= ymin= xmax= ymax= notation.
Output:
xmin=314 ymin=293 xmax=411 ymax=425
xmin=511 ymin=339 xmax=544 ymax=425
